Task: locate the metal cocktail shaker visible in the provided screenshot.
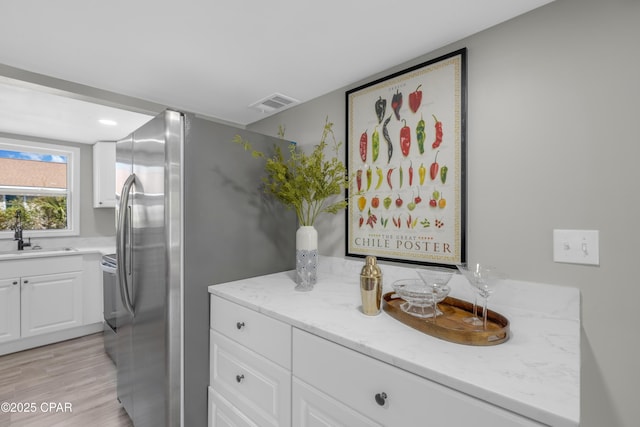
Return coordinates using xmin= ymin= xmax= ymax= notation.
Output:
xmin=360 ymin=256 xmax=383 ymax=315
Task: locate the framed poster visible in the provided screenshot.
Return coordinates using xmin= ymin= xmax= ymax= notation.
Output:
xmin=345 ymin=48 xmax=466 ymax=266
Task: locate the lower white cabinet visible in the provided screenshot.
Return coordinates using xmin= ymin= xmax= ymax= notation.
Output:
xmin=209 ymin=295 xmax=292 ymax=427
xmin=208 ymin=387 xmax=259 ymax=427
xmin=0 ymin=255 xmax=84 ymax=345
xmin=292 ymin=328 xmax=544 ymax=427
xmin=210 ymin=295 xmax=546 ymax=427
xmin=292 ymin=378 xmax=381 ymax=427
xmin=0 ymin=277 xmax=21 ymax=343
xmin=20 ymin=271 xmax=83 ymax=337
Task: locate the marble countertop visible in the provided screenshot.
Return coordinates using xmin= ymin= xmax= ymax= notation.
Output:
xmin=209 ymin=256 xmax=580 ymax=427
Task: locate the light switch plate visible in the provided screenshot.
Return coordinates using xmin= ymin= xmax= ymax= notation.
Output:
xmin=553 ymin=229 xmax=599 ymax=265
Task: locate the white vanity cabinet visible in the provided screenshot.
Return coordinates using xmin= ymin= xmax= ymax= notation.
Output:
xmin=209 ymin=295 xmax=292 ymax=427
xmin=92 ymin=141 xmax=116 ymax=208
xmin=0 ymin=277 xmax=21 ymax=343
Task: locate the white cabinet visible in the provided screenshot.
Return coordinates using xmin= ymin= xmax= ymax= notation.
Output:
xmin=292 ymin=378 xmax=381 ymax=427
xmin=93 ymin=141 xmax=116 ymax=208
xmin=0 ymin=277 xmax=21 ymax=343
xmin=292 ymin=328 xmax=544 ymax=427
xmin=0 ymin=255 xmax=83 ymax=343
xmin=209 ymin=295 xmax=545 ymax=427
xmin=209 ymin=295 xmax=292 ymax=427
xmin=20 ymin=271 xmax=83 ymax=337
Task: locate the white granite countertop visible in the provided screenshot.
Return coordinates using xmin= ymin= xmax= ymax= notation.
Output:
xmin=209 ymin=256 xmax=580 ymax=427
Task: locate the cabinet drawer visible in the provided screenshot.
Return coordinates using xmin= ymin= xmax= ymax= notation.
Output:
xmin=210 ymin=295 xmax=291 ymax=369
xmin=210 ymin=330 xmax=291 ymax=427
xmin=293 ymin=377 xmax=381 ymax=427
xmin=293 ymin=329 xmax=543 ymax=427
xmin=208 ymin=387 xmax=258 ymax=427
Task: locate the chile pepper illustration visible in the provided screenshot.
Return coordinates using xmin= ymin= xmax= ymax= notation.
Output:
xmin=400 ymin=119 xmax=411 ymax=157
xmin=430 ymin=151 xmax=440 ymax=180
xmin=375 ymin=96 xmax=386 ymax=124
xmin=409 ymin=161 xmax=414 ymax=186
xmin=366 ymin=167 xmax=372 ymax=191
xmin=416 ymin=114 xmax=426 ymax=154
xmin=440 ymin=165 xmax=448 ymax=184
xmin=419 ymin=163 xmax=426 ymax=185
xmin=391 ymin=89 xmax=403 ymax=120
xmin=409 ymin=84 xmax=422 ymax=113
xmin=399 ymin=165 xmax=403 ymax=188
xmin=359 ymin=130 xmax=367 ymax=162
xmin=356 ymin=169 xmax=362 ymax=192
xmin=387 ymin=168 xmax=394 ymax=190
xmin=432 ymin=115 xmax=443 ymax=149
xmin=375 ymin=167 xmax=383 ymax=189
xmin=372 ymin=125 xmax=380 ymax=162
xmin=383 ymin=115 xmax=393 ymax=163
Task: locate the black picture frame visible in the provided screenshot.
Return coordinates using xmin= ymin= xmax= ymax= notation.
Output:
xmin=345 ymin=48 xmax=466 ymax=267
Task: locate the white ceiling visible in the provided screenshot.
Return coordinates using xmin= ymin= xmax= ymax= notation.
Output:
xmin=0 ymin=0 xmax=554 ymax=144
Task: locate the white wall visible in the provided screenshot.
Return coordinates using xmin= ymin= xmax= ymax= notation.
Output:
xmin=248 ymin=0 xmax=640 ymax=425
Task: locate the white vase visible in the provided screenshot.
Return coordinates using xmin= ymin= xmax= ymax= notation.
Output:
xmin=295 ymin=225 xmax=318 ymax=291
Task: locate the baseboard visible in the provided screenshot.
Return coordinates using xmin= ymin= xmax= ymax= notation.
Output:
xmin=0 ymin=322 xmax=103 ymax=356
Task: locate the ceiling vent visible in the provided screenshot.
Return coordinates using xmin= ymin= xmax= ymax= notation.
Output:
xmin=249 ymin=93 xmax=299 ymax=113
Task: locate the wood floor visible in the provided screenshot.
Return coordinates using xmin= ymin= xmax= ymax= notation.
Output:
xmin=0 ymin=333 xmax=133 ymax=427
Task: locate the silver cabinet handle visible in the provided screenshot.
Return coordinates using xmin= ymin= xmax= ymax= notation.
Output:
xmin=236 ymin=321 xmax=245 ymax=330
xmin=236 ymin=374 xmax=245 ymax=383
xmin=375 ymin=392 xmax=387 ymax=406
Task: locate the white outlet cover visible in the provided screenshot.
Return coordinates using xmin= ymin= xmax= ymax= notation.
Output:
xmin=553 ymin=229 xmax=599 ymax=265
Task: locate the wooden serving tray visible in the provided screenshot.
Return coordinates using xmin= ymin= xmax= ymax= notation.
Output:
xmin=382 ymin=292 xmax=509 ymax=346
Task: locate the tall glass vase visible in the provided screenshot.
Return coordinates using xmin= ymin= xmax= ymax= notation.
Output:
xmin=295 ymin=225 xmax=318 ymax=291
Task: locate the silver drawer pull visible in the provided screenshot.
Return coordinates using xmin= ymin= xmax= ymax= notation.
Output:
xmin=374 ymin=392 xmax=387 ymax=406
xmin=236 ymin=321 xmax=245 ymax=330
xmin=236 ymin=374 xmax=245 ymax=383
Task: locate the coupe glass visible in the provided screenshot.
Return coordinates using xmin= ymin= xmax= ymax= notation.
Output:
xmin=416 ymin=267 xmax=455 ymax=321
xmin=457 ymin=263 xmax=501 ymax=329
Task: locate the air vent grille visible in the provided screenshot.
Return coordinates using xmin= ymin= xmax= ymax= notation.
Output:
xmin=249 ymin=93 xmax=299 ymax=113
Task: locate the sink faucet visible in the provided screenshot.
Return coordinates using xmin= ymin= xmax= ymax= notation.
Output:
xmin=13 ymin=211 xmax=31 ymax=251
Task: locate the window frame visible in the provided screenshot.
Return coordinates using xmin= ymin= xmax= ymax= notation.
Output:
xmin=0 ymin=137 xmax=80 ymax=239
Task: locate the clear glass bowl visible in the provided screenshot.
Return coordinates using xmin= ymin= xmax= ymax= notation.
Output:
xmin=392 ymin=278 xmax=451 ymax=318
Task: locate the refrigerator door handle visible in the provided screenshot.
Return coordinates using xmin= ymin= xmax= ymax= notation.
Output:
xmin=117 ymin=173 xmax=136 ymax=316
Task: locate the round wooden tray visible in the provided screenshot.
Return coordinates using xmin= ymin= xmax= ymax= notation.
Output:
xmin=382 ymin=292 xmax=509 ymax=346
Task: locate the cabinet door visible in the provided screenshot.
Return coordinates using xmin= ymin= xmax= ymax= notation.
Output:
xmin=292 ymin=378 xmax=382 ymax=427
xmin=21 ymin=271 xmax=83 ymax=337
xmin=93 ymin=141 xmax=116 ymax=208
xmin=0 ymin=277 xmax=21 ymax=343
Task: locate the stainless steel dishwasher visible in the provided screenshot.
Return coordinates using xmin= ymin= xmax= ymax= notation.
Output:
xmin=101 ymin=253 xmax=118 ymax=364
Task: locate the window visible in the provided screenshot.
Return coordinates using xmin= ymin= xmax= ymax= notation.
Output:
xmin=0 ymin=137 xmax=80 ymax=238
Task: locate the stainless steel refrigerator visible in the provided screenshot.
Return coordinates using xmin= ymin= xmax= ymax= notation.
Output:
xmin=115 ymin=109 xmax=295 ymax=427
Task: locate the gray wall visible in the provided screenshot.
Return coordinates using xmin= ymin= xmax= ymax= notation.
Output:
xmin=0 ymin=131 xmax=116 ymax=237
xmin=248 ymin=0 xmax=640 ymax=425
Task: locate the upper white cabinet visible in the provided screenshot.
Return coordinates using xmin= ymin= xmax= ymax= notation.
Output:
xmin=93 ymin=141 xmax=116 ymax=208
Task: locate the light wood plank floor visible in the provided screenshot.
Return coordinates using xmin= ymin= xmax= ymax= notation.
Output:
xmin=0 ymin=333 xmax=133 ymax=427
